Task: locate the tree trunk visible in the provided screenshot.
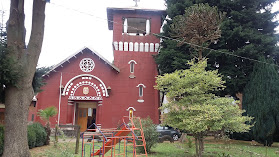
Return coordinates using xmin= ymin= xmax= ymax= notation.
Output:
xmin=199 ymin=137 xmax=204 ymax=155
xmin=3 ymin=0 xmax=47 ymax=156
xmin=198 ymin=137 xmax=202 ymax=157
xmin=179 ymin=133 xmax=187 ymax=143
xmin=198 ymin=48 xmax=203 ymax=61
xmin=3 ymin=86 xmax=33 ymax=157
xmin=236 ymin=92 xmax=243 ymax=109
xmin=195 ymin=137 xmax=199 ymax=157
xmin=45 ymin=122 xmax=51 ymax=145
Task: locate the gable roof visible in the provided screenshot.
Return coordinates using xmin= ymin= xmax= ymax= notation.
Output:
xmin=44 ymin=47 xmax=120 ymax=76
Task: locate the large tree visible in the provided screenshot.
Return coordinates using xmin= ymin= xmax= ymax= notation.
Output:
xmin=242 ymin=58 xmax=279 ymax=146
xmin=3 ymin=0 xmax=47 ymax=156
xmin=156 ymin=0 xmax=279 ymax=97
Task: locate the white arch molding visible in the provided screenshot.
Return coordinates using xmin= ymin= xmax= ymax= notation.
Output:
xmin=62 ymin=74 xmax=109 ymax=97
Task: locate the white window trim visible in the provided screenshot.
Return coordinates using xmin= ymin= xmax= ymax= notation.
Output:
xmin=126 ymin=107 xmax=136 ymax=111
xmin=136 ymin=83 xmax=146 ymax=88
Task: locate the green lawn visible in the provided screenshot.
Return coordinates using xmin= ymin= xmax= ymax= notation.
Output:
xmin=30 ymin=138 xmax=279 ymax=157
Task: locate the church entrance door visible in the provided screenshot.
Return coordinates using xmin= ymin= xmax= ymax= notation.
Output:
xmin=77 ymin=108 xmax=88 ymax=132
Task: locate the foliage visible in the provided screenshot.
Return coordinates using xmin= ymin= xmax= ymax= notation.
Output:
xmin=186 ymin=136 xmax=193 ymax=148
xmin=38 ymin=106 xmax=58 ymax=122
xmin=0 ymin=125 xmax=4 ymax=155
xmin=134 ymin=117 xmax=159 ymax=154
xmin=27 ymin=124 xmax=36 ymax=149
xmin=0 ymin=45 xmax=22 ymax=103
xmin=32 ymin=66 xmax=51 ymax=94
xmin=156 ymin=0 xmax=279 ymax=96
xmin=31 ymin=123 xmax=47 ymax=147
xmin=170 ymin=3 xmax=225 ymax=60
xmin=155 ymin=60 xmax=252 ymax=156
xmin=38 ymin=106 xmax=57 ymax=145
xmin=242 ymin=58 xmax=279 ymax=146
xmin=0 ymin=33 xmax=50 ymax=102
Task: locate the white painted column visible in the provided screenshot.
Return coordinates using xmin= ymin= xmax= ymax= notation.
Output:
xmin=146 ymin=19 xmax=150 ymax=35
xmin=124 ymin=18 xmax=128 ymax=34
xmin=129 ymin=42 xmax=134 ymax=51
xmin=124 ymin=42 xmax=128 ymax=51
xmin=134 ymin=42 xmax=139 ymax=52
xmin=139 ymin=42 xmax=144 ymax=52
xmin=119 ymin=42 xmax=123 ymax=51
xmin=113 ymin=41 xmax=118 ymax=50
xmin=155 ymin=43 xmax=160 ymax=52
xmin=145 ymin=43 xmax=149 ymax=52
xmin=150 ymin=43 xmax=154 ymax=52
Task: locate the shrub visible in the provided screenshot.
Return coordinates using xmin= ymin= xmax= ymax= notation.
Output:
xmin=31 ymin=122 xmax=47 ymax=147
xmin=134 ymin=117 xmax=159 ymax=154
xmin=27 ymin=124 xmax=36 ymax=149
xmin=0 ymin=123 xmax=47 ymax=153
xmin=0 ymin=125 xmax=4 ymax=155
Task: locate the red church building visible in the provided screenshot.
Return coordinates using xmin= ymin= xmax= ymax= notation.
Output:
xmin=29 ymin=6 xmax=166 ymax=132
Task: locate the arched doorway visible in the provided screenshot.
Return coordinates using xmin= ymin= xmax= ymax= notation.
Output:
xmin=63 ymin=74 xmax=108 ymax=132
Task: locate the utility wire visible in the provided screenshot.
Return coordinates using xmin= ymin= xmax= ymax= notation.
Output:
xmin=49 ymin=2 xmax=279 ymax=67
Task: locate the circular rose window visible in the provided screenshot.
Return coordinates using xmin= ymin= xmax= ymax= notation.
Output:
xmin=80 ymin=58 xmax=95 ymax=72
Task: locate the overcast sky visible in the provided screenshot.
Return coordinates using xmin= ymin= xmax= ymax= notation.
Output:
xmin=1 ymin=0 xmax=279 ymax=67
xmin=1 ymin=0 xmax=165 ymax=67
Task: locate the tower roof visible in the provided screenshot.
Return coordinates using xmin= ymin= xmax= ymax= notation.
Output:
xmin=107 ymin=7 xmax=166 ymax=30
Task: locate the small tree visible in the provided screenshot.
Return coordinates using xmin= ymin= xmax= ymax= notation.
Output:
xmin=155 ymin=60 xmax=252 ymax=157
xmin=134 ymin=117 xmax=159 ymax=154
xmin=38 ymin=106 xmax=57 ymax=145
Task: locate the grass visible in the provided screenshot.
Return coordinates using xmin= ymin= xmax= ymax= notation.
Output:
xmin=30 ymin=137 xmax=279 ymax=157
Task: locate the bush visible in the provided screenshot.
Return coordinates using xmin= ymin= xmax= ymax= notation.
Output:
xmin=0 ymin=125 xmax=4 ymax=155
xmin=27 ymin=124 xmax=36 ymax=149
xmin=31 ymin=123 xmax=47 ymax=147
xmin=0 ymin=123 xmax=47 ymax=153
xmin=134 ymin=117 xmax=159 ymax=154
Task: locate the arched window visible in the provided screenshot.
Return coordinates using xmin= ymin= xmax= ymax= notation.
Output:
xmin=128 ymin=60 xmax=137 ymax=73
xmin=137 ymin=84 xmax=146 ymax=100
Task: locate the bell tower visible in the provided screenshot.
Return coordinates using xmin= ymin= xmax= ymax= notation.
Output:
xmin=106 ymin=6 xmax=166 ymax=123
xmin=107 ymin=6 xmax=165 ymax=67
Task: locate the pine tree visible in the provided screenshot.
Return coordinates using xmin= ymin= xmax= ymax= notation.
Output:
xmin=242 ymin=58 xmax=279 ymax=146
xmin=156 ymin=0 xmax=279 ymax=96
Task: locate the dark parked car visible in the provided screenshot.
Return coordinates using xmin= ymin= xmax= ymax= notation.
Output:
xmin=156 ymin=125 xmax=181 ymax=142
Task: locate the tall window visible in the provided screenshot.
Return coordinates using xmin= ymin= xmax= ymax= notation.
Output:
xmin=130 ymin=62 xmax=134 ymax=73
xmin=137 ymin=84 xmax=146 ymax=98
xmin=128 ymin=60 xmax=137 ymax=74
xmin=139 ymin=86 xmax=143 ymax=97
xmin=123 ymin=18 xmax=150 ymax=35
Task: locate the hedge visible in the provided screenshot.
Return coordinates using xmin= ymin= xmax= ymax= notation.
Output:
xmin=0 ymin=122 xmax=47 ymax=155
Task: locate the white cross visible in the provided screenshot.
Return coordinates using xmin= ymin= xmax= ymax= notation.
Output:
xmin=133 ymin=0 xmax=140 ymax=7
